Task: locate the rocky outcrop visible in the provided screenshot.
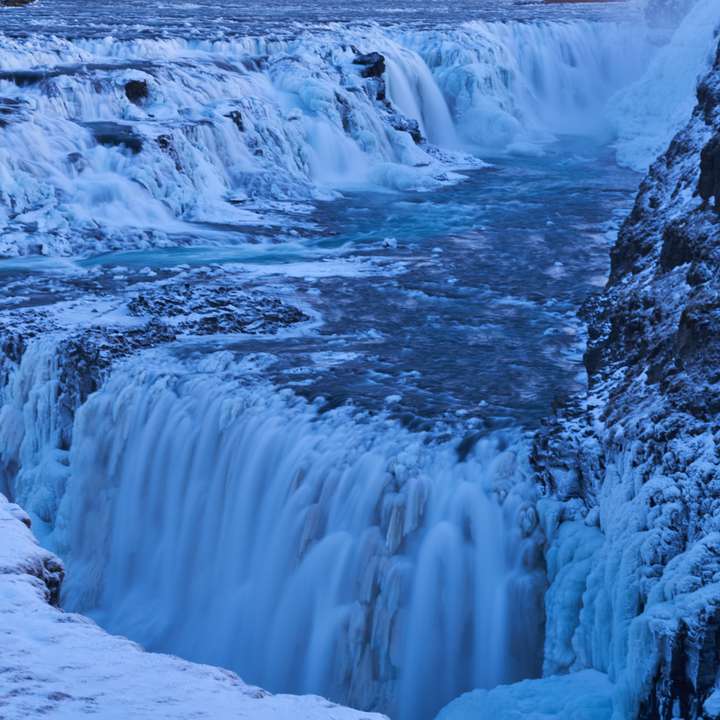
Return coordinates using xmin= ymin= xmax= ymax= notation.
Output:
xmin=124 ymin=78 xmax=149 ymax=104
xmin=532 ymin=38 xmax=720 ymax=720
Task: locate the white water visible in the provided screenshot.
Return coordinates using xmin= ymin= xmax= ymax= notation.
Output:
xmin=611 ymin=0 xmax=720 ymax=170
xmin=0 ymin=343 xmax=543 ymax=720
xmin=0 ymin=20 xmax=653 ymax=258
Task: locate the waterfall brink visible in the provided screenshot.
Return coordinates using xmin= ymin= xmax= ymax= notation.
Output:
xmin=0 ymin=19 xmax=651 ymax=258
xmin=1 ymin=345 xmax=544 ymax=720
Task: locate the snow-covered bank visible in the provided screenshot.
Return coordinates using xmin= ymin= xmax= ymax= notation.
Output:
xmin=0 ymin=494 xmax=388 ymax=720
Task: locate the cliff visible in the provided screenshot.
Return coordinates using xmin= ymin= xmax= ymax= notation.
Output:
xmin=531 ymin=34 xmax=720 ymax=720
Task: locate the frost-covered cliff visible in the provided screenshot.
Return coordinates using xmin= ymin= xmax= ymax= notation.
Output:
xmin=439 ymin=23 xmax=720 ymax=720
xmin=539 ymin=34 xmax=720 ymax=720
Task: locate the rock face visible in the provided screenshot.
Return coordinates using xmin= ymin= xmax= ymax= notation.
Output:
xmin=124 ymin=79 xmax=149 ymax=104
xmin=532 ymin=38 xmax=720 ymax=720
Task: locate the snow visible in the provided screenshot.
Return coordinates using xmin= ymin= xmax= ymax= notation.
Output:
xmin=435 ymin=670 xmax=614 ymax=720
xmin=0 ymin=493 xmax=387 ymax=720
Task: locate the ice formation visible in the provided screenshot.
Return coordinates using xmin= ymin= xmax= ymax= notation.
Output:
xmin=0 ymin=20 xmax=652 ymax=257
xmin=0 ymin=300 xmax=544 ymax=719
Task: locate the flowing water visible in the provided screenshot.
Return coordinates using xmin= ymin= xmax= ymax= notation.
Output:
xmin=0 ymin=0 xmax=701 ymax=718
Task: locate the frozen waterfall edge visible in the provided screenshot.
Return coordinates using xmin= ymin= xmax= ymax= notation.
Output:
xmin=0 ymin=493 xmax=390 ymax=720
xmin=0 ymin=289 xmax=545 ymax=720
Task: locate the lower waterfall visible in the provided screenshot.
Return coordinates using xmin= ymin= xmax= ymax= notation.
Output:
xmin=1 ymin=344 xmax=544 ymax=720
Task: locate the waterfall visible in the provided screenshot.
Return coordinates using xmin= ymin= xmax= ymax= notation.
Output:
xmin=0 ymin=19 xmax=652 ymax=258
xmin=0 ymin=11 xmax=668 ymax=720
xmin=1 ymin=343 xmax=544 ymax=720
xmin=406 ymin=20 xmax=652 ymax=152
xmin=610 ymin=0 xmax=720 ymax=170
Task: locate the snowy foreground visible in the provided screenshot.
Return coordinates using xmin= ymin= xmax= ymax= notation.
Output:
xmin=0 ymin=494 xmax=386 ymax=720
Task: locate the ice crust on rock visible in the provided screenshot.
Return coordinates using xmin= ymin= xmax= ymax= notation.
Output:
xmin=0 ymin=494 xmax=388 ymax=720
xmin=530 ymin=30 xmax=720 ymax=720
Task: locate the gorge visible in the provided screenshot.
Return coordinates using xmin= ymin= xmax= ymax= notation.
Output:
xmin=1 ymin=1 xmax=719 ymax=719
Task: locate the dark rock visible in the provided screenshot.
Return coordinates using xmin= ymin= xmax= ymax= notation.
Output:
xmin=388 ymin=114 xmax=423 ymax=144
xmin=698 ymin=134 xmax=720 ymax=210
xmin=0 ymin=69 xmax=50 ymax=86
xmin=659 ymin=219 xmax=700 ymax=272
xmin=156 ymin=134 xmax=182 ymax=171
xmin=0 ymin=97 xmax=29 ymax=127
xmin=353 ymin=51 xmax=386 ymax=79
xmin=83 ymin=121 xmax=143 ymax=154
xmin=226 ymin=110 xmax=244 ymax=132
xmin=124 ymin=79 xmax=149 ymax=104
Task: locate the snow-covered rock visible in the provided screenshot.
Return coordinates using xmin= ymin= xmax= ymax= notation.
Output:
xmin=527 ymin=33 xmax=720 ymax=720
xmin=0 ymin=493 xmax=387 ymax=720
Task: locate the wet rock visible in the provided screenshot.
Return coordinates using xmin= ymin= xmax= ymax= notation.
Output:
xmin=698 ymin=135 xmax=720 ymax=210
xmin=83 ymin=121 xmax=143 ymax=153
xmin=353 ymin=51 xmax=386 ymax=79
xmin=156 ymin=134 xmax=182 ymax=171
xmin=0 ymin=97 xmax=29 ymax=127
xmin=0 ymin=69 xmax=49 ymax=86
xmin=226 ymin=109 xmax=244 ymax=132
xmin=388 ymin=113 xmax=423 ymax=145
xmin=124 ymin=79 xmax=148 ymax=104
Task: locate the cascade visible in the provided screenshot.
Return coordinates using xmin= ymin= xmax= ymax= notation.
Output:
xmin=0 ymin=10 xmax=677 ymax=720
xmin=610 ymin=0 xmax=720 ymax=170
xmin=1 ymin=344 xmax=544 ymax=720
xmin=0 ymin=20 xmax=652 ymax=258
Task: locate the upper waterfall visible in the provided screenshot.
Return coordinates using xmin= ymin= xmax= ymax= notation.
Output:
xmin=0 ymin=19 xmax=652 ymax=259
